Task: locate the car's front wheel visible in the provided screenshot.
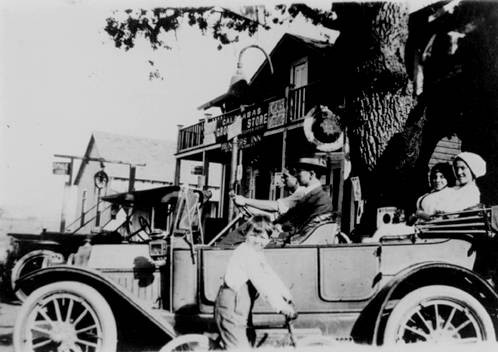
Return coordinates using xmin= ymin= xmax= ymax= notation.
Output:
xmin=13 ymin=281 xmax=117 ymax=352
xmin=383 ymin=285 xmax=495 ymax=345
xmin=159 ymin=334 xmax=211 ymax=352
xmin=11 ymin=249 xmax=64 ymax=301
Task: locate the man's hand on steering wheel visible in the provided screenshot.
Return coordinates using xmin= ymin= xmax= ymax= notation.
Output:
xmin=229 ymin=191 xmax=253 ymax=219
xmin=126 ymin=216 xmax=152 ymax=242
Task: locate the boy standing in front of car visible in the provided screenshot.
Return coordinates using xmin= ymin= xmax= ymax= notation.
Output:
xmin=214 ymin=214 xmax=297 ymax=349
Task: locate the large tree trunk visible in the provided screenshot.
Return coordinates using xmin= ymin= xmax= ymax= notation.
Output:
xmin=333 ymin=1 xmax=498 ymax=236
xmin=333 ymin=2 xmax=424 ymax=235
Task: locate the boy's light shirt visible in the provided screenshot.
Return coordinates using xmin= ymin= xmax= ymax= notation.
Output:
xmin=224 ymin=242 xmax=293 ymax=312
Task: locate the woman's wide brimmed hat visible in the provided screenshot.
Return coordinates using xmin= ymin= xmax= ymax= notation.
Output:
xmin=454 ymin=152 xmax=486 ymax=178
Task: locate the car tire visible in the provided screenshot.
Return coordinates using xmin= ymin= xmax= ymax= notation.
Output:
xmin=159 ymin=334 xmax=210 ymax=352
xmin=383 ymin=285 xmax=496 ymax=345
xmin=13 ymin=281 xmax=117 ymax=352
xmin=10 ymin=249 xmax=64 ymax=301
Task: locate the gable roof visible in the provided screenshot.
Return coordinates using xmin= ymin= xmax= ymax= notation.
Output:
xmin=198 ymin=33 xmax=334 ymax=110
xmin=74 ymin=131 xmax=176 ymax=185
xmin=249 ymin=32 xmax=334 ymax=86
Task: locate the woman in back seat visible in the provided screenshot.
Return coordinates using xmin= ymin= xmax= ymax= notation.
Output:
xmin=435 ymin=152 xmax=486 ymax=214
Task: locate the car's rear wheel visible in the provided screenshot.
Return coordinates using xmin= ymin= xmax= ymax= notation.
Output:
xmin=383 ymin=285 xmax=495 ymax=345
xmin=11 ymin=249 xmax=64 ymax=301
xmin=14 ymin=281 xmax=117 ymax=352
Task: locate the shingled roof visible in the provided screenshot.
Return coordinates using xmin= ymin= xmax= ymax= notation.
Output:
xmin=74 ymin=131 xmax=176 ymax=185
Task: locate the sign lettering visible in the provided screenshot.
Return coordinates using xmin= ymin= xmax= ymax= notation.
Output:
xmin=267 ymin=98 xmax=286 ymax=128
xmin=209 ymin=96 xmax=286 ymax=145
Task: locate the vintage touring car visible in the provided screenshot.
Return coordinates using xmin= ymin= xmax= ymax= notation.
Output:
xmin=11 ymin=186 xmax=498 ymax=351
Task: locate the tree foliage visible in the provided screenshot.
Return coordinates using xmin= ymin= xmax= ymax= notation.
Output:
xmin=105 ymin=6 xmax=264 ymax=51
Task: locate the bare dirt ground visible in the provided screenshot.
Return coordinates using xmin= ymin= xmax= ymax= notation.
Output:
xmin=0 ymin=298 xmax=18 ymax=352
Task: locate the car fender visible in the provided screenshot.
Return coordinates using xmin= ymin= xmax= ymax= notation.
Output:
xmin=370 ymin=261 xmax=498 ymax=344
xmin=16 ymin=265 xmax=177 ymax=341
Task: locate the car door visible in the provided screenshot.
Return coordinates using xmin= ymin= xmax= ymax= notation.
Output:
xmin=199 ymin=243 xmax=381 ymax=314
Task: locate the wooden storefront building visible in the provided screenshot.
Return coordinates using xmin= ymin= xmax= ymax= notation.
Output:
xmin=174 ymin=33 xmax=352 ymax=236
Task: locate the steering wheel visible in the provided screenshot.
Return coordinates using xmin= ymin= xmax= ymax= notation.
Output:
xmin=126 ymin=216 xmax=152 ymax=242
xmin=138 ymin=216 xmax=152 ymax=234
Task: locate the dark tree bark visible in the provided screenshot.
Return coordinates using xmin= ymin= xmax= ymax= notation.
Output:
xmin=331 ymin=2 xmax=427 ymax=234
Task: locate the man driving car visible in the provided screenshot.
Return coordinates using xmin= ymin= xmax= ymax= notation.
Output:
xmin=273 ymin=157 xmax=334 ymax=244
xmin=224 ymin=157 xmax=334 ymax=246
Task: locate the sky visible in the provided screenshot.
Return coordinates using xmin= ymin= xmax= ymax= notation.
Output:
xmin=0 ymin=0 xmax=337 ymax=228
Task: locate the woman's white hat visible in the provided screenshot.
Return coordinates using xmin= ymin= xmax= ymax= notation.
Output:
xmin=454 ymin=152 xmax=487 ymax=178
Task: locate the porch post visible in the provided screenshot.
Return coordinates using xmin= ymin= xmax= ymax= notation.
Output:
xmin=174 ymin=124 xmax=184 ymax=186
xmin=174 ymin=158 xmax=181 ymax=186
xmin=228 ymin=136 xmax=238 ymax=221
xmin=202 ymin=150 xmax=209 ymax=189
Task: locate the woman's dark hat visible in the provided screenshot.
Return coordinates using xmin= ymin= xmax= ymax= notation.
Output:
xmin=295 ymin=157 xmax=327 ymax=171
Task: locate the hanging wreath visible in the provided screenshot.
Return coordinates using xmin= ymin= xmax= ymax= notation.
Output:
xmin=303 ymin=105 xmax=344 ymax=152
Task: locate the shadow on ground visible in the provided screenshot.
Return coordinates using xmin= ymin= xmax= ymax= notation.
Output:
xmin=0 ymin=332 xmax=12 ymax=346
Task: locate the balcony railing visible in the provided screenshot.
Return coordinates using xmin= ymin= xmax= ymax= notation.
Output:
xmin=177 ymin=120 xmax=204 ymax=152
xmin=177 ymin=82 xmax=322 ymax=153
xmin=287 ymin=82 xmax=323 ymax=122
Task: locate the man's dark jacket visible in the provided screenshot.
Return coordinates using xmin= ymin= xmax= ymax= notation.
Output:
xmin=275 ymin=185 xmax=333 ymax=235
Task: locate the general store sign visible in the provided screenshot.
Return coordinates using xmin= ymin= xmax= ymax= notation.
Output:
xmin=241 ymin=105 xmax=269 ymax=134
xmin=205 ymin=97 xmax=286 ymax=146
xmin=206 ymin=114 xmax=235 ymax=144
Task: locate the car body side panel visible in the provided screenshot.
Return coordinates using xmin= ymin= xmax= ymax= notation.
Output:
xmin=380 ymin=238 xmax=476 ymax=279
xmin=87 ymin=244 xmax=164 ymax=306
xmin=172 ymin=249 xmax=197 ymax=311
xmin=318 ymin=245 xmax=380 ymax=301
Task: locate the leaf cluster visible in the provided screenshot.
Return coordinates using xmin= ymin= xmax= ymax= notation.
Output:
xmin=104 ymin=6 xmax=266 ymax=51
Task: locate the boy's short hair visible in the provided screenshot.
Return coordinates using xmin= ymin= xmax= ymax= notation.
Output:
xmin=244 ymin=214 xmax=274 ymax=239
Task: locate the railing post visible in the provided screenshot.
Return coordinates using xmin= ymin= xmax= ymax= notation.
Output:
xmin=284 ymin=86 xmax=290 ymax=124
xmin=176 ymin=124 xmax=184 ymax=152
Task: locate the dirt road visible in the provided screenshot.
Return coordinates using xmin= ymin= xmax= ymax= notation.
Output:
xmin=0 ymin=300 xmax=18 ymax=352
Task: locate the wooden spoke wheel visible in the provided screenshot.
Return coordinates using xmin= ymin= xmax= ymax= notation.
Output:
xmin=159 ymin=334 xmax=211 ymax=352
xmin=383 ymin=285 xmax=495 ymax=345
xmin=14 ymin=281 xmax=117 ymax=352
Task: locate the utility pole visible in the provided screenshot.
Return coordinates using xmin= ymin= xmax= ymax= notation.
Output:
xmin=56 ymin=158 xmax=74 ymax=232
